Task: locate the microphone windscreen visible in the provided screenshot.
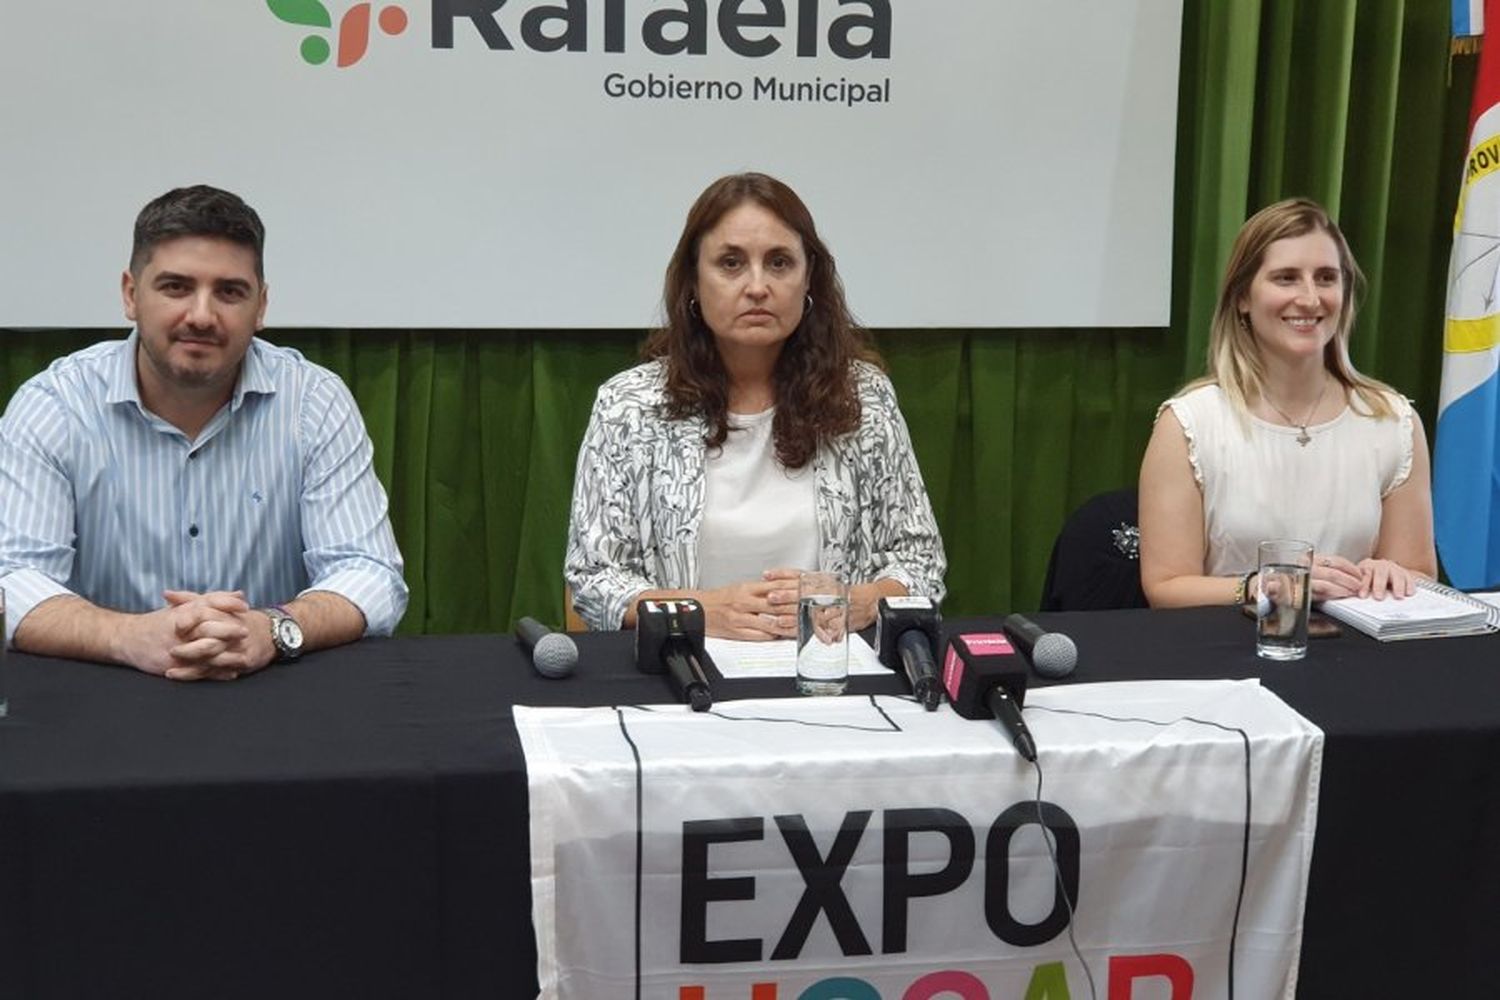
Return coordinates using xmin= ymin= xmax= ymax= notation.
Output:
xmin=1030 ymin=632 xmax=1077 ymax=679
xmin=1002 ymin=613 xmax=1078 ymax=679
xmin=532 ymin=632 xmax=578 ymax=679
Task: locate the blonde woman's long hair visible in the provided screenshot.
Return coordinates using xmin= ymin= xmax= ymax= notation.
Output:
xmin=1184 ymin=197 xmax=1398 ymax=421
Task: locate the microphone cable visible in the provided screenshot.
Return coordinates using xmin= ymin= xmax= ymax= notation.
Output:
xmin=1028 ymin=756 xmax=1099 ymax=1000
xmin=1027 ymin=706 xmax=1255 ymax=1000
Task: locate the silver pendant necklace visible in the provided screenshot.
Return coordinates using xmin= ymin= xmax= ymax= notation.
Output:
xmin=1264 ymin=378 xmax=1328 ymax=447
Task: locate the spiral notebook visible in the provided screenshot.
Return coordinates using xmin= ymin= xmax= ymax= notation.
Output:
xmin=1320 ymin=580 xmax=1500 ymax=641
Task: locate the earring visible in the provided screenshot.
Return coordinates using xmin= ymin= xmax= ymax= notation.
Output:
xmin=805 ymin=294 xmax=814 ymax=313
xmin=688 ymin=297 xmax=700 ymax=318
xmin=1237 ymin=312 xmax=1250 ymax=330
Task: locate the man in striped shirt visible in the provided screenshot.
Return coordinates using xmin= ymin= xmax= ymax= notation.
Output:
xmin=0 ymin=185 xmax=407 ymax=680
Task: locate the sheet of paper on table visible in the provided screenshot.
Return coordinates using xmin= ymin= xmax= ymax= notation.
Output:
xmin=1473 ymin=592 xmax=1500 ymax=611
xmin=705 ymin=634 xmax=890 ymax=679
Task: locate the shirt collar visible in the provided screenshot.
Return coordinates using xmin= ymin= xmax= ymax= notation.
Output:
xmin=232 ymin=337 xmax=276 ymax=409
xmin=104 ymin=330 xmax=278 ymax=412
xmin=104 ymin=331 xmax=144 ymax=407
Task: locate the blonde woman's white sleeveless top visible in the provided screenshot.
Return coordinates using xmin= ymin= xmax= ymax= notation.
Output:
xmin=1162 ymin=384 xmax=1414 ymax=576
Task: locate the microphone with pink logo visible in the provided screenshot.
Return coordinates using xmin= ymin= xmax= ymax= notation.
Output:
xmin=942 ymin=633 xmax=1037 ymax=762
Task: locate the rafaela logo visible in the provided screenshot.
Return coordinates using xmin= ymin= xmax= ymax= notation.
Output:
xmin=267 ymin=0 xmax=408 ymax=68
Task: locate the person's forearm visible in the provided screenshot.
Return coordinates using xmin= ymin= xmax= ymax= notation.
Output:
xmin=12 ymin=594 xmax=136 ymax=663
xmin=1143 ymin=573 xmax=1250 ymax=609
xmin=278 ymin=591 xmax=368 ymax=652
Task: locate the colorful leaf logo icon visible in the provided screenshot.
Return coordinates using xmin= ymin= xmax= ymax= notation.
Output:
xmin=267 ymin=0 xmax=334 ymax=64
xmin=268 ymin=0 xmax=332 ymax=24
xmin=337 ymin=3 xmax=410 ymax=67
xmin=267 ymin=0 xmax=408 ymax=67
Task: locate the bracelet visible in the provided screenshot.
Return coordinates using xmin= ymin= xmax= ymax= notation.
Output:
xmin=1232 ymin=570 xmax=1256 ymax=606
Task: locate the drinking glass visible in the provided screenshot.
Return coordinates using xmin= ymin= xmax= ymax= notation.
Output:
xmin=796 ymin=571 xmax=848 ymax=695
xmin=1256 ymin=540 xmax=1313 ymax=660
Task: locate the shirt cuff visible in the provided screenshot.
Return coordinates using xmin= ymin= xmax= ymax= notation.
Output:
xmin=598 ymin=574 xmax=656 ymax=632
xmin=1 ymin=568 xmax=75 ymax=647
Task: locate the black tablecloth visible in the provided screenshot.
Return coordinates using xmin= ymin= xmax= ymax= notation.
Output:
xmin=2 ymin=608 xmax=1498 ymax=998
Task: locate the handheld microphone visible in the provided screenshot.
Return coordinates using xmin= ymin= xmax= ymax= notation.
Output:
xmin=1002 ymin=614 xmax=1078 ymax=679
xmin=942 ymin=633 xmax=1037 ymax=762
xmin=515 ymin=616 xmax=578 ymax=678
xmin=635 ymin=599 xmax=714 ymax=712
xmin=875 ymin=596 xmax=944 ymax=710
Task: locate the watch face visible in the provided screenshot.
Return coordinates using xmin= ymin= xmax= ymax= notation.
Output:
xmin=275 ymin=616 xmax=304 ymax=650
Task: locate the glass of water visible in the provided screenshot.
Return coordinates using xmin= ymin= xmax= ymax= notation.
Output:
xmin=1256 ymin=539 xmax=1313 ymax=660
xmin=796 ymin=571 xmax=848 ymax=695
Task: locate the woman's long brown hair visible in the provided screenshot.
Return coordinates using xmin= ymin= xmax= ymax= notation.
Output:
xmin=642 ymin=172 xmax=882 ymax=469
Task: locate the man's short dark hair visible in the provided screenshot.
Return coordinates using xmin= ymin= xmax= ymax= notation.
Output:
xmin=130 ymin=185 xmax=266 ymax=279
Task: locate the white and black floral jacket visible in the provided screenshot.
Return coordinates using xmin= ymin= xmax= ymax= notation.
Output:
xmin=565 ymin=359 xmax=947 ymax=630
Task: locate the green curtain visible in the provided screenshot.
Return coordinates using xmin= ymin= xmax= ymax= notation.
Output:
xmin=0 ymin=0 xmax=1476 ymax=633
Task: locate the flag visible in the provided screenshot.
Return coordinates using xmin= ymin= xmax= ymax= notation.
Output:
xmin=1437 ymin=0 xmax=1500 ymax=589
xmin=1455 ymin=0 xmax=1485 ymax=41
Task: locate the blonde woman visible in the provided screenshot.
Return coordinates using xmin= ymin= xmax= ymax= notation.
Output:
xmin=1139 ymin=198 xmax=1436 ymax=607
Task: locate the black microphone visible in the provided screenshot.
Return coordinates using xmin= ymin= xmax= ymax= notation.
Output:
xmin=515 ymin=616 xmax=578 ymax=678
xmin=1002 ymin=614 xmax=1078 ymax=679
xmin=635 ymin=599 xmax=714 ymax=711
xmin=875 ymin=597 xmax=944 ymax=710
xmin=942 ymin=633 xmax=1037 ymax=762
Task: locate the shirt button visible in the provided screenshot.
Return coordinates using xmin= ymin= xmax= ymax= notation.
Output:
xmin=188 ymin=524 xmax=200 ymax=538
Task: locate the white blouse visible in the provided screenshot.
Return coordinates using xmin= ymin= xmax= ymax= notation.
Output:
xmin=696 ymin=408 xmax=819 ymax=590
xmin=1163 ymin=383 xmax=1414 ymax=576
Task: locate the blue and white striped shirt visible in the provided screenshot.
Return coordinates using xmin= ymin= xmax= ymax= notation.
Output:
xmin=0 ymin=333 xmax=407 ymax=644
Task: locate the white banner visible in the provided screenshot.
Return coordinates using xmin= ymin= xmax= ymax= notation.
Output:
xmin=0 ymin=1 xmax=1180 ymax=329
xmin=517 ymin=680 xmax=1323 ymax=1000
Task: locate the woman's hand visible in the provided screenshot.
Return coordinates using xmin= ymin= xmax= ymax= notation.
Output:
xmin=1353 ymin=557 xmax=1418 ymax=600
xmin=696 ymin=571 xmax=909 ymax=639
xmin=700 ymin=575 xmax=798 ymax=641
xmin=772 ymin=571 xmax=906 ymax=633
xmin=1308 ymin=554 xmax=1366 ymax=601
xmin=1310 ymin=555 xmax=1418 ymax=601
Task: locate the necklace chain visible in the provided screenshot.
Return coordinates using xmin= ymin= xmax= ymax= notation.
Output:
xmin=1264 ymin=378 xmax=1328 ymax=447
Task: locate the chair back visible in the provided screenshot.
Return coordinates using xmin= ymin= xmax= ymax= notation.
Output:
xmin=563 ymin=584 xmax=587 ymax=632
xmin=1040 ymin=489 xmax=1148 ymax=611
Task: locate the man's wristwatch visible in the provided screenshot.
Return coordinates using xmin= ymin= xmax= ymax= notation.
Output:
xmin=263 ymin=606 xmax=304 ymax=661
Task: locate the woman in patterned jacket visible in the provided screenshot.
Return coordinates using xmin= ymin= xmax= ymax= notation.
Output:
xmin=566 ymin=172 xmax=946 ymax=637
